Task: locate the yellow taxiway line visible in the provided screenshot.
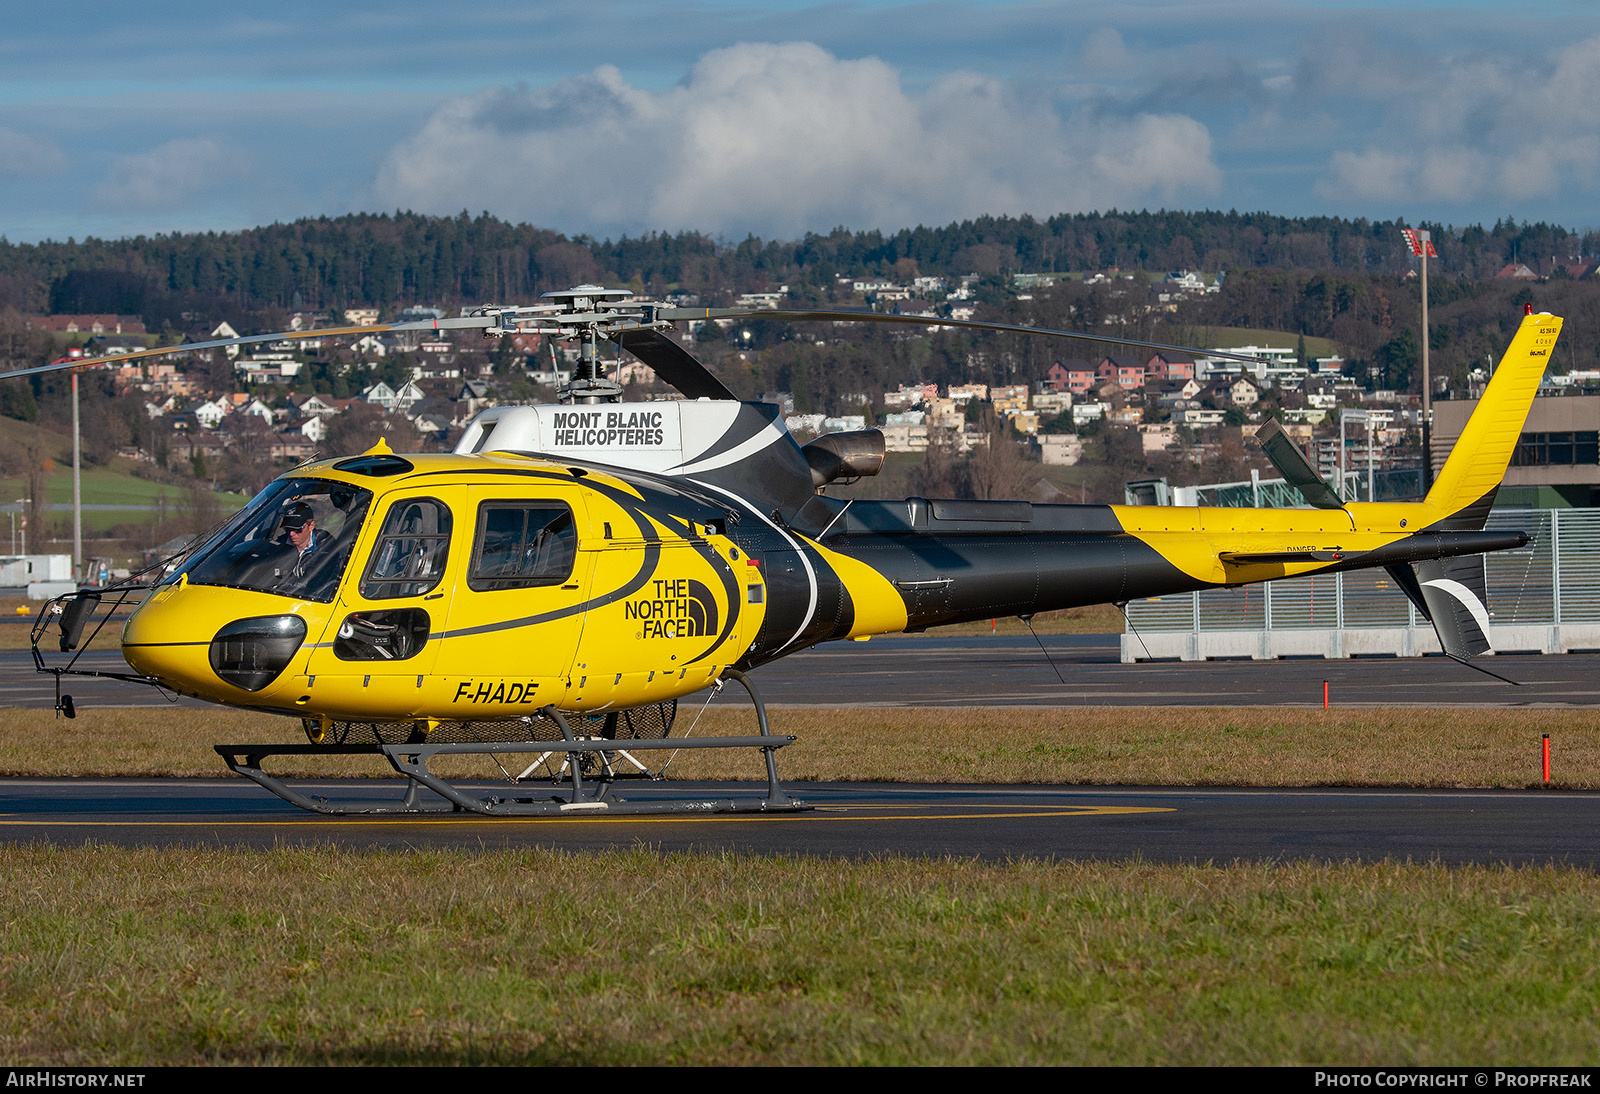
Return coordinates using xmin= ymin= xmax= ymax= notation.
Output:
xmin=0 ymin=804 xmax=1174 ymax=828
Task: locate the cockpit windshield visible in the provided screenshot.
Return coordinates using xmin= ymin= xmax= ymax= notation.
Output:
xmin=168 ymin=479 xmax=373 ymax=602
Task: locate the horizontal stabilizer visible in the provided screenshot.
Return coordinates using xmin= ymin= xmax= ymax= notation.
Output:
xmin=1253 ymin=418 xmax=1344 ymax=509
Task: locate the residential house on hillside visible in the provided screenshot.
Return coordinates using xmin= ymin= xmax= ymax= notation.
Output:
xmin=456 ymin=380 xmax=493 ymax=419
xmin=281 ymin=414 xmax=327 ymax=445
xmin=350 ymin=334 xmax=388 ymax=358
xmin=991 ymin=385 xmax=1030 ymax=413
xmin=1146 ymin=352 xmax=1196 ymax=383
xmin=84 ymin=336 xmax=146 ymax=359
xmin=288 ymin=393 xmax=341 ymax=418
xmin=230 ymin=394 xmax=274 ymax=423
xmin=360 ymin=381 xmax=426 ymax=413
xmin=881 ymin=421 xmax=930 ymax=453
xmin=1046 ymin=359 xmax=1097 ymax=394
xmin=1208 ymin=374 xmax=1261 ymax=408
xmin=270 ymin=432 xmax=317 ymax=461
xmin=1097 ymin=356 xmax=1146 ymax=391
xmin=1031 ymin=391 xmax=1072 ymax=416
xmin=210 ymin=322 xmax=240 ymax=357
xmin=1496 ymin=263 xmax=1538 ymax=280
xmin=407 ymin=398 xmax=459 ymax=440
xmin=362 ymin=381 xmax=398 ymax=410
xmin=1035 ymin=433 xmax=1083 ymax=466
xmin=191 ymin=397 xmax=230 ymax=430
xmin=735 ymin=288 xmax=790 ymax=309
xmin=1140 ymin=423 xmax=1178 ymax=454
xmin=883 ymin=383 xmax=938 ymax=410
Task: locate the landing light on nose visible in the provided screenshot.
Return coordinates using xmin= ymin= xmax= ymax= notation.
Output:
xmin=208 ymin=615 xmax=307 ymax=691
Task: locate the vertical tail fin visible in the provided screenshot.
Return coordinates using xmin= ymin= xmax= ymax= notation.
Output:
xmin=1426 ymin=312 xmax=1562 ymax=522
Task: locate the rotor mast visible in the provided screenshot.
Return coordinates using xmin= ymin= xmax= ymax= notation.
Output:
xmin=544 ymin=285 xmax=628 ymax=404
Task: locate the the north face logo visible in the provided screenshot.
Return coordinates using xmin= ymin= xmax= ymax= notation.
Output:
xmin=624 ymin=578 xmax=719 ymax=639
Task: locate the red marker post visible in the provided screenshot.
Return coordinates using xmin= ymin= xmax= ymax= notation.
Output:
xmin=1323 ymin=680 xmax=1329 ymax=710
xmin=1543 ymin=734 xmax=1551 ymax=784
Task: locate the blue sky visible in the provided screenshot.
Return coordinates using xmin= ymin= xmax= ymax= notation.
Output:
xmin=3 ymin=2 xmax=1597 ymax=244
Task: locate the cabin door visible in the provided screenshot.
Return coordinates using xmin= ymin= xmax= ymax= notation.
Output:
xmin=429 ymin=486 xmax=595 ymax=716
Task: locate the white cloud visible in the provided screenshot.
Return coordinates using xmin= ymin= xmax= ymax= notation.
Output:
xmin=374 ymin=42 xmax=1221 ymax=237
xmin=92 ymin=138 xmax=240 ymax=211
xmin=1312 ymin=33 xmax=1600 ymax=208
xmin=0 ymin=127 xmax=66 ymax=179
xmin=1080 ymin=27 xmax=1132 ymax=77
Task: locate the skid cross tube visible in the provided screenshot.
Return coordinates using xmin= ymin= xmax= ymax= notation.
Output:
xmin=214 ymin=683 xmax=807 ymax=816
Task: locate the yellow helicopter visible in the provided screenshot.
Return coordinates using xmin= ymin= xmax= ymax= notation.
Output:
xmin=18 ymin=288 xmax=1559 ymax=815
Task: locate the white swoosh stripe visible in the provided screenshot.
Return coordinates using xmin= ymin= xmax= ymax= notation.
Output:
xmin=1422 ymin=577 xmax=1494 ymax=645
xmin=671 ymin=418 xmax=788 ymax=474
xmin=689 ymin=478 xmax=818 ymax=652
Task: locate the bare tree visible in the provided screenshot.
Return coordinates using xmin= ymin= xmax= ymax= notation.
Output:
xmin=966 ymin=415 xmax=1042 ymax=501
xmin=910 ymin=429 xmax=965 ymax=498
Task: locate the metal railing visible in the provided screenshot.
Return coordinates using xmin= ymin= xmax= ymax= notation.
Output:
xmin=1162 ymin=466 xmax=1425 ymax=508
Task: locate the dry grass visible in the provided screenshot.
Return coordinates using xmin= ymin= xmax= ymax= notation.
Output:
xmin=0 ymin=598 xmax=41 ymax=650
xmin=0 ymin=847 xmax=1595 ymax=1065
xmin=2 ymin=704 xmax=1592 ymax=788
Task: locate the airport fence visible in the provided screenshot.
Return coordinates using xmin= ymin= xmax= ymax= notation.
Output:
xmin=1121 ymin=508 xmax=1600 ymax=661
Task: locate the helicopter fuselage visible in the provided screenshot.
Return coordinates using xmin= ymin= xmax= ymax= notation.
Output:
xmin=118 ymin=444 xmax=1512 ymax=725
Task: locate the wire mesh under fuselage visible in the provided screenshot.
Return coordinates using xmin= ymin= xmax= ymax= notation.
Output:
xmin=303 ymin=700 xmax=677 ymax=746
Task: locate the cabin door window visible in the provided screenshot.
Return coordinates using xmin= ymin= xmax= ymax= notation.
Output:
xmin=360 ymin=497 xmax=453 ymax=600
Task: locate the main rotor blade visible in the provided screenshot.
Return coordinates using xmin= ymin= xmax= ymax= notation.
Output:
xmin=0 ymin=315 xmax=497 ymax=382
xmin=607 ymin=328 xmax=736 ymax=400
xmin=658 ymin=306 xmax=1276 ymax=367
xmin=1253 ymin=417 xmax=1344 ymax=509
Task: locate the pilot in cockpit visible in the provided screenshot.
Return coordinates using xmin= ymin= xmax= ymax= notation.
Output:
xmin=275 ymin=502 xmax=331 ymax=580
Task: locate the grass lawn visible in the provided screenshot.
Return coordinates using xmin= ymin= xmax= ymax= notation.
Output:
xmin=1171 ymin=324 xmax=1342 ymax=359
xmin=0 ymin=849 xmax=1595 ymax=1065
xmin=0 ymin=704 xmax=1592 ymax=789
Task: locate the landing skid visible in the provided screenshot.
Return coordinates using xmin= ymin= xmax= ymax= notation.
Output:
xmin=215 ymin=670 xmax=808 ymax=817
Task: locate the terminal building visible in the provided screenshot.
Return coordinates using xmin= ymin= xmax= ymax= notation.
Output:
xmin=1432 ymin=394 xmax=1600 ymax=508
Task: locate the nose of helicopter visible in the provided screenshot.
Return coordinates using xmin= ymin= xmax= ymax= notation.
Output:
xmin=121 ymin=586 xmax=204 ymax=689
xmin=123 ymin=582 xmax=314 ymax=700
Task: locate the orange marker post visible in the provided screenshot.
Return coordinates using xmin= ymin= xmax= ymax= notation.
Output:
xmin=1543 ymin=734 xmax=1551 ymax=784
xmin=1323 ymin=680 xmax=1329 ymax=710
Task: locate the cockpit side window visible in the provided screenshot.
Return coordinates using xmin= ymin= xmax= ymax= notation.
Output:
xmin=468 ymin=503 xmax=576 ymax=591
xmin=360 ymin=498 xmax=453 ymax=600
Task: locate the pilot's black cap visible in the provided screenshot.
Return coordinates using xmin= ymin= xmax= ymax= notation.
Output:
xmin=279 ymin=502 xmax=315 ymax=530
